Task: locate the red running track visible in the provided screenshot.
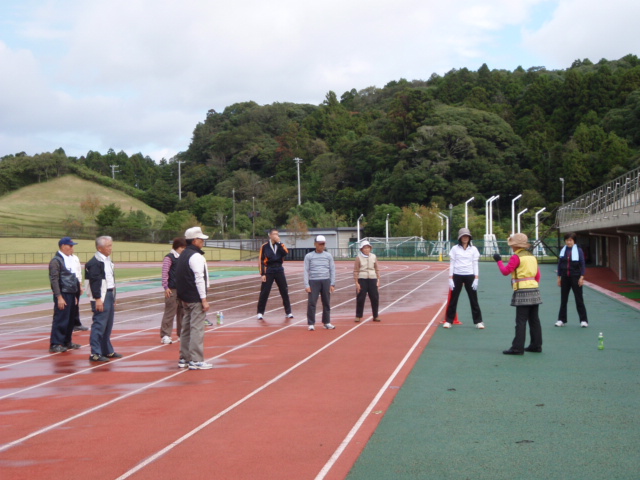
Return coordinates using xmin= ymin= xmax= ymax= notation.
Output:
xmin=0 ymin=261 xmax=448 ymax=480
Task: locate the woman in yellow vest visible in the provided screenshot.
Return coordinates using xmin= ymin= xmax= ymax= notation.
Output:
xmin=493 ymin=233 xmax=543 ymax=355
xmin=353 ymin=240 xmax=381 ymax=322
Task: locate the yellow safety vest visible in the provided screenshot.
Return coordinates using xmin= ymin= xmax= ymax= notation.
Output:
xmin=511 ymin=250 xmax=539 ymax=290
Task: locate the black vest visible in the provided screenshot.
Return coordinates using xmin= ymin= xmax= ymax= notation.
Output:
xmin=165 ymin=252 xmax=179 ymax=289
xmin=176 ymin=244 xmax=207 ymax=303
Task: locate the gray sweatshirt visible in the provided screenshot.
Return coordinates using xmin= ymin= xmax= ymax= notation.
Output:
xmin=303 ymin=250 xmax=336 ymax=287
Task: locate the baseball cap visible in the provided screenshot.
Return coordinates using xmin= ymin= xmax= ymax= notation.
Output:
xmin=184 ymin=226 xmax=209 ymax=240
xmin=315 ymin=235 xmax=326 ymax=242
xmin=59 ymin=237 xmax=78 ymax=246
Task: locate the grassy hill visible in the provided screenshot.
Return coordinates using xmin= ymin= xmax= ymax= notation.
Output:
xmin=0 ymin=174 xmax=165 ymax=234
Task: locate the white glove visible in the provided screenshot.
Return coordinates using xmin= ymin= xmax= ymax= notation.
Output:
xmin=449 ymin=279 xmax=455 ymax=290
xmin=472 ymin=279 xmax=479 ymax=290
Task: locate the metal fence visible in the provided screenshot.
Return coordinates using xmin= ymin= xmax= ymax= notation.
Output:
xmin=557 ymin=166 xmax=640 ymax=228
xmin=0 ymin=249 xmax=255 ymax=265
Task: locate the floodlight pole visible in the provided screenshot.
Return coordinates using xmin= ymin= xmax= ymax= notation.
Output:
xmin=489 ymin=195 xmax=499 ymax=235
xmin=294 ymin=157 xmax=303 ymax=205
xmin=357 ymin=214 xmax=364 ymax=244
xmin=511 ymin=194 xmax=522 ymax=235
xmin=385 ymin=213 xmax=389 ymax=251
xmin=232 ymin=188 xmax=236 ymax=231
xmin=464 ymin=197 xmax=474 ymax=229
xmin=517 ymin=208 xmax=528 ymax=233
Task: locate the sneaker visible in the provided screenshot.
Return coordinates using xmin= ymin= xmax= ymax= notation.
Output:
xmin=324 ymin=323 xmax=336 ymax=330
xmin=580 ymin=321 xmax=589 ymax=328
xmin=64 ymin=343 xmax=82 ymax=349
xmin=373 ymin=317 xmax=381 ymax=322
xmin=355 ymin=317 xmax=362 ymax=322
xmin=73 ymin=325 xmax=89 ymax=332
xmin=178 ymin=358 xmax=187 ymax=368
xmin=476 ymin=322 xmax=485 ymax=329
xmin=442 ymin=322 xmax=452 ymax=329
xmin=555 ymin=320 xmax=565 ymax=327
xmin=286 ymin=313 xmax=294 ymax=319
xmin=49 ymin=344 xmax=68 ymax=353
xmin=161 ymin=335 xmax=172 ymax=344
xmin=106 ymin=352 xmax=123 ymax=358
xmin=89 ymin=354 xmax=109 ymax=362
xmin=308 ymin=325 xmax=315 ymax=331
xmin=188 ymin=361 xmax=213 ymax=370
xmin=204 ymin=319 xmax=213 ymax=326
xmin=257 ymin=313 xmax=264 ymax=320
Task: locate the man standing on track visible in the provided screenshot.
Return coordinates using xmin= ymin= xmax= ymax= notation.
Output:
xmin=86 ymin=236 xmax=122 ymax=362
xmin=176 ymin=227 xmax=212 ymax=370
xmin=304 ymin=235 xmax=336 ymax=331
xmin=257 ymin=229 xmax=293 ymax=321
xmin=48 ymin=237 xmax=82 ymax=353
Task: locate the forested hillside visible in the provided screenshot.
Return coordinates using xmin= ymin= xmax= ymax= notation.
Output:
xmin=2 ymin=55 xmax=639 ymax=240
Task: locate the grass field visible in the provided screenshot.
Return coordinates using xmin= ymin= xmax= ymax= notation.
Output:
xmin=0 ymin=238 xmax=253 ymax=263
xmin=0 ymin=174 xmax=165 ymax=229
xmin=0 ymin=266 xmax=256 ymax=294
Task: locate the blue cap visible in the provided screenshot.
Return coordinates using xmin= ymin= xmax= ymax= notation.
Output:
xmin=59 ymin=237 xmax=78 ymax=246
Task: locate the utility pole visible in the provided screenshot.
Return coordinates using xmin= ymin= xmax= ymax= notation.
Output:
xmin=294 ymin=157 xmax=303 ymax=205
xmin=177 ymin=161 xmax=185 ymax=200
xmin=232 ymin=188 xmax=236 ymax=231
xmin=109 ymin=165 xmax=119 ymax=179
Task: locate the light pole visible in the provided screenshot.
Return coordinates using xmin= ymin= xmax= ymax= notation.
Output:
xmin=385 ymin=213 xmax=390 ymax=252
xmin=232 ymin=188 xmax=236 ymax=231
xmin=489 ymin=195 xmax=499 ymax=235
xmin=485 ymin=195 xmax=497 ymax=238
xmin=535 ymin=207 xmax=546 ymax=254
xmin=464 ymin=197 xmax=474 ymax=229
xmin=357 ymin=214 xmax=364 ymax=244
xmin=252 ymin=196 xmax=256 ymax=240
xmin=438 ymin=213 xmax=449 ymax=249
xmin=511 ymin=194 xmax=522 ymax=235
xmin=560 ymin=178 xmax=565 ymax=205
xmin=414 ymin=212 xmax=423 ymax=239
xmin=177 ymin=160 xmax=185 ymax=200
xmin=448 ymin=203 xmax=453 ymax=243
xmin=517 ymin=208 xmax=528 ymax=233
xmin=294 ymin=157 xmax=303 ymax=205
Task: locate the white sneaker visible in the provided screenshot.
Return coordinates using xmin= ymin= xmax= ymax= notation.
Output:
xmin=188 ymin=361 xmax=213 ymax=370
xmin=580 ymin=321 xmax=589 ymax=328
xmin=324 ymin=323 xmax=336 ymax=330
xmin=257 ymin=313 xmax=264 ymax=320
xmin=555 ymin=321 xmax=565 ymax=327
xmin=161 ymin=335 xmax=172 ymax=344
xmin=443 ymin=322 xmax=452 ymax=329
xmin=476 ymin=322 xmax=485 ymax=329
xmin=308 ymin=325 xmax=315 ymax=331
xmin=286 ymin=313 xmax=294 ymax=319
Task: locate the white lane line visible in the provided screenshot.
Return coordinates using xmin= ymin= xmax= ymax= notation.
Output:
xmin=0 ymin=267 xmax=433 ymax=455
xmin=315 ymin=301 xmax=447 ymax=479
xmin=114 ymin=268 xmax=443 ymax=480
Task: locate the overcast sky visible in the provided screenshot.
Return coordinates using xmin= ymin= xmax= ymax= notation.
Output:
xmin=1 ymin=0 xmax=638 ymax=161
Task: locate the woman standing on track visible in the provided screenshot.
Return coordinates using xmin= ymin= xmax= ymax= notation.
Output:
xmin=444 ymin=228 xmax=484 ymax=329
xmin=556 ymin=232 xmax=589 ymax=328
xmin=493 ymin=233 xmax=543 ymax=355
xmin=353 ymin=240 xmax=381 ymax=322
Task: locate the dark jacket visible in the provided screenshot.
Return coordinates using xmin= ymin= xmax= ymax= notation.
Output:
xmin=49 ymin=252 xmax=79 ymax=296
xmin=85 ymin=255 xmax=110 ymax=300
xmin=165 ymin=252 xmax=179 ymax=289
xmin=557 ymin=246 xmax=586 ymax=277
xmin=176 ymin=244 xmax=207 ymax=303
xmin=259 ymin=241 xmax=289 ymax=275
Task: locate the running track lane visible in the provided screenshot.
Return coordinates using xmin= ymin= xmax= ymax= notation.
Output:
xmin=0 ymin=262 xmax=448 ymax=479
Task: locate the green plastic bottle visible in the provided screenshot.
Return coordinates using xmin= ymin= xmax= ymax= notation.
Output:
xmin=598 ymin=332 xmax=604 ymax=350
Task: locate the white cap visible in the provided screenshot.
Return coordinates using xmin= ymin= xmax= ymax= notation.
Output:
xmin=315 ymin=235 xmax=326 ymax=242
xmin=360 ymin=240 xmax=371 ymax=249
xmin=185 ymin=226 xmax=209 ymax=240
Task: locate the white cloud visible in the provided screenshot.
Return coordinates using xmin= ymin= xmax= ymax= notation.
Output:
xmin=522 ymin=0 xmax=640 ymax=68
xmin=0 ymin=0 xmax=636 ymax=161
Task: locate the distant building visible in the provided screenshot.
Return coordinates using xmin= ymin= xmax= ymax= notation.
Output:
xmin=277 ymin=227 xmax=362 ymax=259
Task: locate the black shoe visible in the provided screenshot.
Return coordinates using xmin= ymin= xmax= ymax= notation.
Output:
xmin=106 ymin=352 xmax=123 ymax=359
xmin=524 ymin=346 xmax=542 ymax=353
xmin=49 ymin=344 xmax=68 ymax=353
xmin=503 ymin=348 xmax=524 ymax=355
xmin=89 ymin=354 xmax=109 ymax=362
xmin=73 ymin=325 xmax=89 ymax=331
xmin=64 ymin=343 xmax=82 ymax=350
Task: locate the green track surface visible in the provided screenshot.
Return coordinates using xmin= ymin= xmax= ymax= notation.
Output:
xmin=347 ymin=263 xmax=640 ymax=480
